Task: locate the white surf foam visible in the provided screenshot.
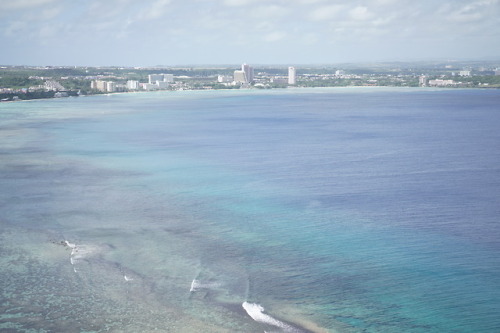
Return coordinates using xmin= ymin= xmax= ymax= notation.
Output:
xmin=65 ymin=240 xmax=102 ymax=272
xmin=190 ymin=279 xmax=222 ymax=292
xmin=242 ymin=302 xmax=301 ymax=332
xmin=64 ymin=240 xmax=76 ymax=249
xmin=190 ymin=279 xmax=199 ymax=292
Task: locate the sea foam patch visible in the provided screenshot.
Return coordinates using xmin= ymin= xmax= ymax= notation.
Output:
xmin=64 ymin=240 xmax=103 ymax=271
xmin=189 ymin=279 xmax=222 ymax=292
xmin=242 ymin=302 xmax=302 ymax=332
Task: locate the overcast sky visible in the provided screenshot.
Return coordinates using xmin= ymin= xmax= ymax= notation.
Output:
xmin=1 ymin=0 xmax=499 ymax=66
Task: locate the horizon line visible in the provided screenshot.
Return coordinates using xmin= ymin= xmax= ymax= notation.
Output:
xmin=2 ymin=58 xmax=500 ymax=69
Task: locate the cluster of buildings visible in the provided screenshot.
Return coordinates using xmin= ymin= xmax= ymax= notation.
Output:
xmin=4 ymin=63 xmax=498 ymax=102
xmin=91 ymin=73 xmax=175 ymax=92
xmin=233 ymin=63 xmax=255 ymax=84
xmin=44 ymin=80 xmax=66 ymax=91
xmin=142 ymin=73 xmax=174 ymax=90
xmin=217 ymin=64 xmax=297 ymax=87
xmin=90 ymin=64 xmax=299 ymax=93
xmin=1 ymin=79 xmax=67 ymax=94
xmin=91 ymin=80 xmax=117 ymax=92
xmin=426 ymin=78 xmax=457 ymax=87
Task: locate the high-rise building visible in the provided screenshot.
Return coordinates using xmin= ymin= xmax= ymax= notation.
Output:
xmin=148 ymin=74 xmax=164 ymax=84
xmin=163 ymin=74 xmax=174 ymax=83
xmin=148 ymin=74 xmax=174 ymax=85
xmin=147 ymin=74 xmax=174 ymax=88
xmin=157 ymin=81 xmax=169 ymax=89
xmin=106 ymin=81 xmax=116 ymax=92
xmin=93 ymin=80 xmax=108 ymax=92
xmin=91 ymin=80 xmax=117 ymax=92
xmin=241 ymin=63 xmax=254 ymax=83
xmin=218 ymin=75 xmax=232 ymax=83
xmin=127 ymin=80 xmax=140 ymax=90
xmin=234 ymin=70 xmax=247 ymax=84
xmin=288 ymin=66 xmax=296 ymax=85
xmin=419 ymin=76 xmax=427 ymax=87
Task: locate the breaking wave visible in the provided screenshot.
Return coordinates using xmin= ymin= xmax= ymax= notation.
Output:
xmin=189 ymin=278 xmax=222 ymax=292
xmin=65 ymin=240 xmax=101 ymax=270
xmin=242 ymin=302 xmax=303 ymax=332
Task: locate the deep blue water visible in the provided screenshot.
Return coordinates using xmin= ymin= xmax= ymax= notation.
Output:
xmin=1 ymin=88 xmax=500 ymax=332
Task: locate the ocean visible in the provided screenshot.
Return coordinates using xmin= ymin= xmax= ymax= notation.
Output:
xmin=1 ymin=87 xmax=499 ymax=332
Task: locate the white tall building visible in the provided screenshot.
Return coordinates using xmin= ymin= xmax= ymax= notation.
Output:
xmin=419 ymin=76 xmax=427 ymax=87
xmin=147 ymin=74 xmax=174 ymax=88
xmin=148 ymin=74 xmax=164 ymax=84
xmin=148 ymin=73 xmax=174 ymax=84
xmin=93 ymin=80 xmax=108 ymax=92
xmin=163 ymin=74 xmax=174 ymax=83
xmin=234 ymin=70 xmax=247 ymax=84
xmin=217 ymin=75 xmax=232 ymax=83
xmin=156 ymin=81 xmax=169 ymax=89
xmin=288 ymin=66 xmax=296 ymax=85
xmin=142 ymin=83 xmax=159 ymax=91
xmin=241 ymin=63 xmax=254 ymax=83
xmin=127 ymin=80 xmax=140 ymax=90
xmin=106 ymin=81 xmax=116 ymax=92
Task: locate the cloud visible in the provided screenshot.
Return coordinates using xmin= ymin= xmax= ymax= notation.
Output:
xmin=1 ymin=0 xmax=499 ymax=65
xmin=255 ymin=21 xmax=275 ymax=30
xmin=299 ymin=0 xmax=329 ymax=3
xmin=38 ymin=6 xmax=63 ymax=20
xmin=0 ymin=0 xmax=60 ymax=10
xmin=85 ymin=1 xmax=136 ymax=21
xmin=4 ymin=21 xmax=25 ymax=37
xmin=251 ymin=5 xmax=288 ymax=18
xmin=136 ymin=0 xmax=172 ymax=20
xmin=374 ymin=0 xmax=399 ymax=5
xmin=263 ymin=31 xmax=287 ymax=42
xmin=308 ymin=4 xmax=344 ymax=21
xmin=447 ymin=0 xmax=499 ymax=22
xmin=38 ymin=24 xmax=60 ymax=40
xmin=301 ymin=32 xmax=319 ymax=44
xmin=371 ymin=15 xmax=395 ymax=27
xmin=349 ymin=6 xmax=373 ymax=21
xmin=223 ymin=0 xmax=257 ymax=6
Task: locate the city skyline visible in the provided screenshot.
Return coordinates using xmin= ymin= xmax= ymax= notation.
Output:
xmin=1 ymin=0 xmax=499 ymax=67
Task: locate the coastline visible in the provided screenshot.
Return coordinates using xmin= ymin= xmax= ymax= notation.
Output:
xmin=2 ymin=83 xmax=498 ymax=104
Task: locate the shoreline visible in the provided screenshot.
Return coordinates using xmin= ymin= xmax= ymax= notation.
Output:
xmin=2 ymin=84 xmax=498 ymax=104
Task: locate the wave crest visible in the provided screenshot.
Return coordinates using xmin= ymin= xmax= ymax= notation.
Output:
xmin=242 ymin=302 xmax=302 ymax=332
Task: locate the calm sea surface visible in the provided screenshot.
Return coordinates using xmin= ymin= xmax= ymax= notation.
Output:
xmin=1 ymin=87 xmax=500 ymax=332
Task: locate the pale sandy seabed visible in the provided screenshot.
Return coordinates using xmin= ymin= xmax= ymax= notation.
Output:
xmin=0 ymin=222 xmax=339 ymax=333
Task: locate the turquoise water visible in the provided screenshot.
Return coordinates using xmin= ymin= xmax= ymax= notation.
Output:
xmin=1 ymin=88 xmax=500 ymax=332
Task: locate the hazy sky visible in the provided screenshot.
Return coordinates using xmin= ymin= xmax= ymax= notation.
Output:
xmin=1 ymin=0 xmax=499 ymax=66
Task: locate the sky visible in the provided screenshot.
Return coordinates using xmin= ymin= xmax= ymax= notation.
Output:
xmin=1 ymin=0 xmax=499 ymax=66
